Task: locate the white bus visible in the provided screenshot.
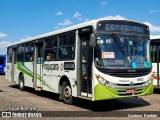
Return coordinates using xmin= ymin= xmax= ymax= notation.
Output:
xmin=151 ymin=35 xmax=160 ymax=87
xmin=6 ymin=19 xmax=153 ymax=104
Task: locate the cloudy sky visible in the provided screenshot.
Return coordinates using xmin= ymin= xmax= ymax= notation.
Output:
xmin=0 ymin=0 xmax=160 ymax=54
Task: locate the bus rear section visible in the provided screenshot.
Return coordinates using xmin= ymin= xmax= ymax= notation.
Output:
xmin=151 ymin=36 xmax=160 ymax=88
xmin=0 ymin=55 xmax=6 ymax=74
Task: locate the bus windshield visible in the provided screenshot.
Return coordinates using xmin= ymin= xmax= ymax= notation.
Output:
xmin=95 ymin=35 xmax=151 ymax=69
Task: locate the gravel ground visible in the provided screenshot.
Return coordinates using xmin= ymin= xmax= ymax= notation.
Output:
xmin=0 ymin=75 xmax=160 ymax=120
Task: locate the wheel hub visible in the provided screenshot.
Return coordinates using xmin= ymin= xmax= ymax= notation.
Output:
xmin=64 ymin=86 xmax=71 ymax=98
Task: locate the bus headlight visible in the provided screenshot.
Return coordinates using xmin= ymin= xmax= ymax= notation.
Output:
xmin=95 ymin=74 xmax=115 ymax=88
xmin=143 ymin=78 xmax=152 ymax=86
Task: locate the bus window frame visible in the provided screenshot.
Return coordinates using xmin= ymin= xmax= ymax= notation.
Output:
xmin=44 ymin=36 xmax=58 ymax=61
xmin=24 ymin=42 xmax=34 ymax=62
xmin=57 ymin=31 xmax=76 ymax=61
xmin=17 ymin=44 xmax=25 ymax=62
xmin=7 ymin=47 xmax=13 ymax=63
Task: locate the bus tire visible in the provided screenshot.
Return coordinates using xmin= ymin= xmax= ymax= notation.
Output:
xmin=19 ymin=74 xmax=25 ymax=91
xmin=62 ymin=81 xmax=73 ymax=104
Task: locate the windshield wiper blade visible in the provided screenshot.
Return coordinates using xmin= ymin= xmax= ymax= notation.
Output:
xmin=134 ymin=35 xmax=143 ymax=50
xmin=111 ymin=33 xmax=125 ymax=52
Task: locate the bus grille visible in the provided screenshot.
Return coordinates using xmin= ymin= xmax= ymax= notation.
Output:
xmin=108 ymin=72 xmax=150 ymax=78
xmin=116 ymin=82 xmax=145 ymax=86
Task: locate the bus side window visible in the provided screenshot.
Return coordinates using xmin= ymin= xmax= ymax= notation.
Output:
xmin=7 ymin=47 xmax=13 ymax=63
xmin=24 ymin=43 xmax=34 ymax=62
xmin=58 ymin=31 xmax=75 ymax=60
xmin=44 ymin=37 xmax=57 ymax=61
xmin=151 ymin=45 xmax=157 ymax=63
xmin=46 ymin=52 xmax=54 ymax=60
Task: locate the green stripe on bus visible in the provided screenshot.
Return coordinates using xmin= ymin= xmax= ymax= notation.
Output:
xmin=17 ymin=62 xmax=54 ymax=91
xmin=17 ymin=62 xmax=33 ymax=77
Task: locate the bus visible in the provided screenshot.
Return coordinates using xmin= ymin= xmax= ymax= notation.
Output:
xmin=0 ymin=55 xmax=6 ymax=74
xmin=150 ymin=35 xmax=160 ymax=87
xmin=6 ymin=19 xmax=153 ymax=104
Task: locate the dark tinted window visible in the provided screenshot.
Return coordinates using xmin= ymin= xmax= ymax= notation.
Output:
xmin=17 ymin=44 xmax=24 ymax=61
xmin=58 ymin=31 xmax=75 ymax=60
xmin=7 ymin=47 xmax=12 ymax=63
xmin=44 ymin=36 xmax=58 ymax=61
xmin=25 ymin=43 xmax=34 ymax=62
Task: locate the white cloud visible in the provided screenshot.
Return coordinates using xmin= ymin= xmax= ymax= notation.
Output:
xmin=0 ymin=33 xmax=9 ymax=54
xmin=54 ymin=14 xmax=160 ymax=36
xmin=101 ymin=1 xmax=107 ymax=5
xmin=56 ymin=11 xmax=64 ymax=16
xmin=73 ymin=12 xmax=82 ymax=18
xmin=144 ymin=21 xmax=160 ymax=33
xmin=73 ymin=12 xmax=83 ymax=21
xmin=58 ymin=19 xmax=73 ymax=26
xmin=150 ymin=35 xmax=160 ymax=39
xmin=0 ymin=33 xmax=7 ymax=38
xmin=0 ymin=40 xmax=11 ymax=54
xmin=99 ymin=15 xmax=126 ymax=20
xmin=149 ymin=9 xmax=160 ymax=13
xmin=99 ymin=16 xmax=160 ymax=34
xmin=84 ymin=18 xmax=89 ymax=22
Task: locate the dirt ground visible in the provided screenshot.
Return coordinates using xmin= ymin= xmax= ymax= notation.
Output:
xmin=0 ymin=75 xmax=160 ymax=120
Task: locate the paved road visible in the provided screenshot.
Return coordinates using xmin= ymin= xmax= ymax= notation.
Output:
xmin=0 ymin=75 xmax=160 ymax=119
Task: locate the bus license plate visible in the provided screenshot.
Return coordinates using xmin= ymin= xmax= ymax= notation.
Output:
xmin=126 ymin=89 xmax=135 ymax=94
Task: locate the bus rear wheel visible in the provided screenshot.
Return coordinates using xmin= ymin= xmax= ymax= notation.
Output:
xmin=19 ymin=74 xmax=25 ymax=91
xmin=62 ymin=81 xmax=73 ymax=104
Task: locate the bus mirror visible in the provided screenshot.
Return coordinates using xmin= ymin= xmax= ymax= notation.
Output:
xmin=89 ymin=34 xmax=96 ymax=47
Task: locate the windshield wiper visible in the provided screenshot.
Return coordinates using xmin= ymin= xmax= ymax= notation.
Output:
xmin=132 ymin=36 xmax=144 ymax=62
xmin=132 ymin=35 xmax=143 ymax=51
xmin=111 ymin=33 xmax=125 ymax=52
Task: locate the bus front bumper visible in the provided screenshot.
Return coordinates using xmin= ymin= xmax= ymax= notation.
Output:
xmin=94 ymin=82 xmax=153 ymax=101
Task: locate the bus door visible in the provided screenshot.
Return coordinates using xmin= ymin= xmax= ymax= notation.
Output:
xmin=34 ymin=42 xmax=43 ymax=90
xmin=11 ymin=47 xmax=17 ymax=82
xmin=7 ymin=47 xmax=16 ymax=82
xmin=79 ymin=34 xmax=93 ymax=97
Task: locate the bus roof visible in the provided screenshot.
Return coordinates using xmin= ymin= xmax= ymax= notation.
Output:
xmin=7 ymin=19 xmax=98 ymax=47
xmin=7 ymin=19 xmax=148 ymax=47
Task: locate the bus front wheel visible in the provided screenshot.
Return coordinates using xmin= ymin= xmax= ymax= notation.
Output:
xmin=19 ymin=74 xmax=25 ymax=91
xmin=62 ymin=81 xmax=73 ymax=104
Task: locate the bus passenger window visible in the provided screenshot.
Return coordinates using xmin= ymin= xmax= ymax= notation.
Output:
xmin=46 ymin=53 xmax=53 ymax=60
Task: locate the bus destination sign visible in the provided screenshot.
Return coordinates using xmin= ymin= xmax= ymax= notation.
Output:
xmin=105 ymin=24 xmax=146 ymax=33
xmin=97 ymin=21 xmax=149 ymax=34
